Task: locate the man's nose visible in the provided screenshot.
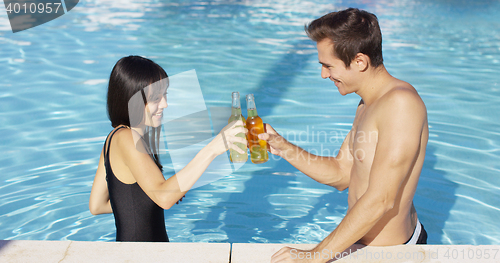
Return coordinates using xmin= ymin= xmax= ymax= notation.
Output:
xmin=321 ymin=66 xmax=329 ymax=79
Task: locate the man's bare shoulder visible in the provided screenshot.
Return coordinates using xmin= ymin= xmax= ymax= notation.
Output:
xmin=374 ymin=81 xmax=427 ymax=126
xmin=381 ymin=81 xmax=425 ymax=110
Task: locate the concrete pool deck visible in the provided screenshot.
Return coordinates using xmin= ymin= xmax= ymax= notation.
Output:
xmin=0 ymin=240 xmax=498 ymax=262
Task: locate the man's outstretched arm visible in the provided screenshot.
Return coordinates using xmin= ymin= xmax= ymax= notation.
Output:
xmin=259 ymin=123 xmax=353 ymax=191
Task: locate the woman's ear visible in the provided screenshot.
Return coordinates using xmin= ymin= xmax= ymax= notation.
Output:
xmin=354 ymin=53 xmax=370 ymax=72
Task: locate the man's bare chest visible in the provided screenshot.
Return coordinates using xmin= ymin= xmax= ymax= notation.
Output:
xmin=349 ymin=108 xmax=378 ymax=166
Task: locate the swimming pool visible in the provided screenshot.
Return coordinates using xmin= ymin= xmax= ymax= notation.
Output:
xmin=0 ymin=0 xmax=499 ymax=245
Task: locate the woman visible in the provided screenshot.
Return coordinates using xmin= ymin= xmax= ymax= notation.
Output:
xmin=89 ymin=55 xmax=246 ymax=242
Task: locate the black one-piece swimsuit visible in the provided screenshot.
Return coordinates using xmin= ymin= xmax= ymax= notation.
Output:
xmin=104 ymin=126 xmax=169 ymax=242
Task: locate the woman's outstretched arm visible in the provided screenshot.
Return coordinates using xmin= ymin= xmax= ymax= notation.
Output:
xmin=123 ymin=120 xmax=246 ymax=210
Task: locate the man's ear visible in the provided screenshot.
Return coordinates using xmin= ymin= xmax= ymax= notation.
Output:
xmin=353 ymin=53 xmax=370 ymax=72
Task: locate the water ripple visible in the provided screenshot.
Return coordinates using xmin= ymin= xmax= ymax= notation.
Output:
xmin=0 ymin=0 xmax=499 ymax=245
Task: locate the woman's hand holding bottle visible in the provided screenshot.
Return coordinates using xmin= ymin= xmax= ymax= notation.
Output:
xmin=210 ymin=120 xmax=247 ymax=156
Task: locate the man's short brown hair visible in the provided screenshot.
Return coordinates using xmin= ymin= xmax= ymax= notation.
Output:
xmin=306 ymin=8 xmax=383 ymax=68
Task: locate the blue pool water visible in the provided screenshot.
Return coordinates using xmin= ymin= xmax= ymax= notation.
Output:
xmin=1 ymin=0 xmax=499 ymax=245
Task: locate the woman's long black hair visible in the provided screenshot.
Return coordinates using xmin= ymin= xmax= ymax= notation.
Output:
xmin=106 ymin=55 xmax=167 ymax=171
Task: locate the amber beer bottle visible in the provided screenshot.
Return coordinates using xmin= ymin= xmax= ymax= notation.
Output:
xmin=228 ymin=92 xmax=248 ymax=163
xmin=245 ymin=94 xmax=268 ymax=164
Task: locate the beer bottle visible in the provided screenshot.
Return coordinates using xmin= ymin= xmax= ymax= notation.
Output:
xmin=228 ymin=92 xmax=248 ymax=163
xmin=245 ymin=94 xmax=268 ymax=164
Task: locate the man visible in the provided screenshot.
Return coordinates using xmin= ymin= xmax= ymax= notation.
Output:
xmin=261 ymin=8 xmax=429 ymax=263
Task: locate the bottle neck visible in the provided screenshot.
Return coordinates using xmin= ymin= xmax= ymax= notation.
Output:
xmin=232 ymin=94 xmax=241 ymax=108
xmin=231 ymin=107 xmax=242 ymax=116
xmin=246 ymin=94 xmax=258 ymax=117
xmin=247 ymin=108 xmax=258 ymax=117
xmin=231 ymin=92 xmax=242 ymax=116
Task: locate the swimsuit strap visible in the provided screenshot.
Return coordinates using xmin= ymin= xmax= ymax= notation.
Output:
xmin=103 ymin=126 xmax=128 ymax=159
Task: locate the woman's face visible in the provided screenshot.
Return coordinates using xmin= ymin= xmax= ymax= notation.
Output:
xmin=144 ymin=80 xmax=168 ymax=128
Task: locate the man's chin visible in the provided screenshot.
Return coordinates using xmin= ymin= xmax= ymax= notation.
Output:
xmin=337 ymin=88 xmax=348 ymax=96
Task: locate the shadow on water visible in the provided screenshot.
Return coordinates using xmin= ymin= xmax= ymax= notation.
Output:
xmin=188 ymin=39 xmax=317 ymax=243
xmin=414 ymin=144 xmax=457 ymax=244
